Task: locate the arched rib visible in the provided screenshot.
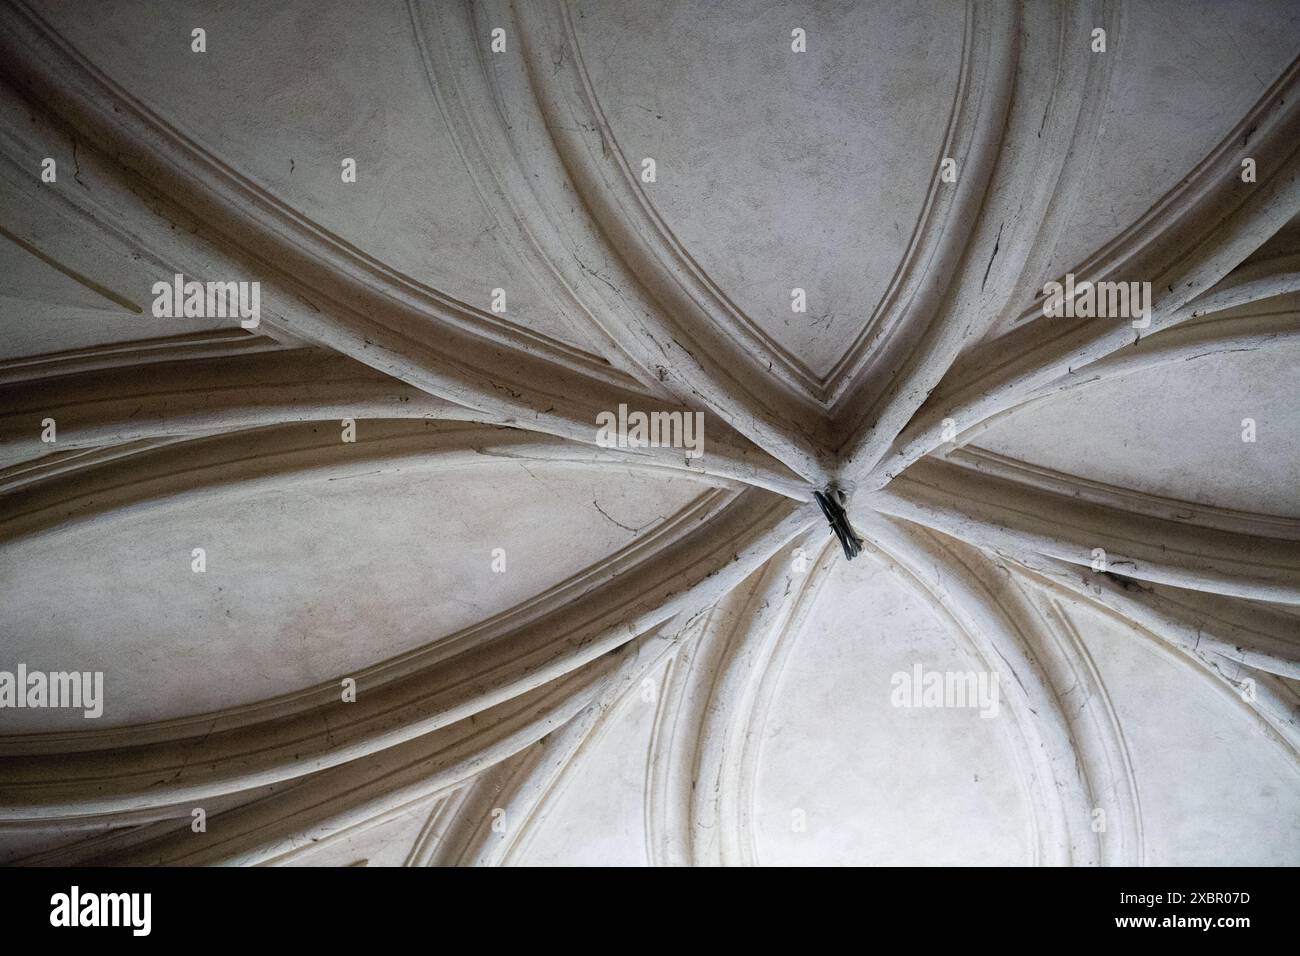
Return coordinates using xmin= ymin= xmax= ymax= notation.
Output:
xmin=854 ymin=513 xmax=1115 ymax=865
xmin=0 ymin=343 xmax=807 ymax=499
xmin=869 ymin=457 xmax=1300 ymax=605
xmin=869 ymin=55 xmax=1300 ymax=488
xmin=646 ymin=532 xmax=837 ymax=867
xmin=91 ymin=653 xmax=624 ymax=866
xmin=498 ymin=0 xmax=833 ymax=483
xmin=0 ymin=349 xmax=460 ymax=471
xmin=942 ymin=306 xmax=1300 ymax=452
xmin=0 ymin=482 xmax=817 ymax=822
xmin=837 ymin=0 xmax=1114 ymax=484
xmin=427 ymin=615 xmax=700 ymax=867
xmin=0 ymin=4 xmax=802 ymax=495
xmin=1008 ymin=555 xmax=1300 ymax=681
xmin=1013 ymin=556 xmax=1300 ymax=756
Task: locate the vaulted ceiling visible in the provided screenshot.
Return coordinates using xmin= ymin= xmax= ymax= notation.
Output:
xmin=1 ymin=0 xmax=1298 ymax=866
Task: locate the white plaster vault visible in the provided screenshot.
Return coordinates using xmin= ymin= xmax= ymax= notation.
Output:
xmin=0 ymin=0 xmax=1298 ymax=866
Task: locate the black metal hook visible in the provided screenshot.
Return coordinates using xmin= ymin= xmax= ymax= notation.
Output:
xmin=813 ymin=487 xmax=864 ymax=561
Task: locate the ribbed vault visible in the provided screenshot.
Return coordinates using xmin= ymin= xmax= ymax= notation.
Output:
xmin=1 ymin=0 xmax=1298 ymax=865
